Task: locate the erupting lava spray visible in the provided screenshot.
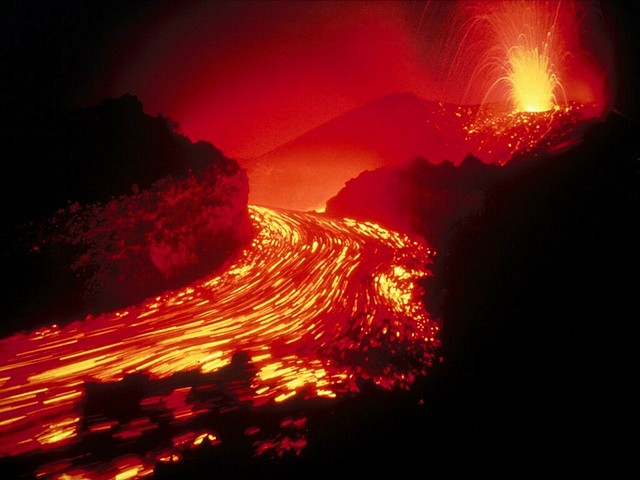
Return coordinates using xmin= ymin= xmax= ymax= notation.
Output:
xmin=436 ymin=0 xmax=610 ymax=115
xmin=424 ymin=0 xmax=613 ymax=163
xmin=504 ymin=35 xmax=562 ymax=112
xmin=481 ymin=1 xmax=566 ymax=112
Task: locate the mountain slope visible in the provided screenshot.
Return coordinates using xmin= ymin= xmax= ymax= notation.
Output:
xmin=244 ymin=92 xmax=591 ymax=212
xmin=244 ymin=93 xmax=473 ymax=212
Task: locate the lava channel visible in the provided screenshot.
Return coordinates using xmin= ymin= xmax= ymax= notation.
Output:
xmin=0 ymin=206 xmax=440 ymax=478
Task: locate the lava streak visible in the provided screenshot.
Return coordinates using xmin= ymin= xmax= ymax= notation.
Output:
xmin=0 ymin=206 xmax=439 ymax=477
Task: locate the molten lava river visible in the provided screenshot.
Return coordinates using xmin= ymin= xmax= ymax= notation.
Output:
xmin=0 ymin=206 xmax=440 ymax=479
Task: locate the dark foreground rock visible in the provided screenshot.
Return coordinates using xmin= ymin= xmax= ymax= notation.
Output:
xmin=318 ymin=112 xmax=638 ymax=477
xmin=0 ymin=95 xmax=253 ymax=335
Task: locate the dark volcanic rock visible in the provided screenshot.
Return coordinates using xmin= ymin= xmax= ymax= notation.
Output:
xmin=0 ymin=95 xmax=253 ymax=335
xmin=326 ymin=112 xmax=639 ymax=476
xmin=325 ymin=153 xmax=506 ymax=249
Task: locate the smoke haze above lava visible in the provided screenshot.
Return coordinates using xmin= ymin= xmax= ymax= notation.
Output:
xmin=1 ymin=1 xmax=619 ymax=161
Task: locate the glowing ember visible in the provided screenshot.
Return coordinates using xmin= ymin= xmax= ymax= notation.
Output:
xmin=0 ymin=206 xmax=439 ymax=478
xmin=462 ymin=102 xmax=589 ymax=164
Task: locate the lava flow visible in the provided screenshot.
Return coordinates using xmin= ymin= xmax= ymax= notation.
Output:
xmin=0 ymin=206 xmax=439 ymax=478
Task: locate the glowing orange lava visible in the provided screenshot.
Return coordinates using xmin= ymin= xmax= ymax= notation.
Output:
xmin=439 ymin=1 xmax=603 ymax=115
xmin=486 ymin=1 xmax=566 ymax=113
xmin=0 ymin=206 xmax=439 ymax=478
xmin=507 ymin=42 xmax=560 ymax=112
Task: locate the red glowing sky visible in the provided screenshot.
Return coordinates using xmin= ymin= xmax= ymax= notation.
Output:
xmin=98 ymin=1 xmax=436 ymax=159
xmin=87 ymin=0 xmax=612 ymax=161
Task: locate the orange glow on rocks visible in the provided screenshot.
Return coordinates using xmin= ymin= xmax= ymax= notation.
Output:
xmin=0 ymin=206 xmax=439 ymax=477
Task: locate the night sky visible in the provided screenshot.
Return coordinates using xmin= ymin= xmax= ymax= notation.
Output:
xmin=3 ymin=0 xmax=636 ymax=160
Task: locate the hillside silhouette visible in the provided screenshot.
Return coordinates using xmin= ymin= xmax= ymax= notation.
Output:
xmin=244 ymin=93 xmax=474 ymax=211
xmin=322 ymin=111 xmax=639 ymax=476
xmin=326 ymin=153 xmax=506 ymax=249
xmin=1 ymin=95 xmax=252 ymax=335
xmin=245 ymin=92 xmax=594 ymax=212
xmin=1 ymin=93 xmax=237 ymax=225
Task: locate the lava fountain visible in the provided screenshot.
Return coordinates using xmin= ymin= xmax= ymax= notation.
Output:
xmin=436 ymin=0 xmax=610 ymax=116
xmin=423 ymin=0 xmax=613 ymax=164
xmin=505 ymin=38 xmax=562 ymax=112
xmin=479 ymin=1 xmax=566 ymax=113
